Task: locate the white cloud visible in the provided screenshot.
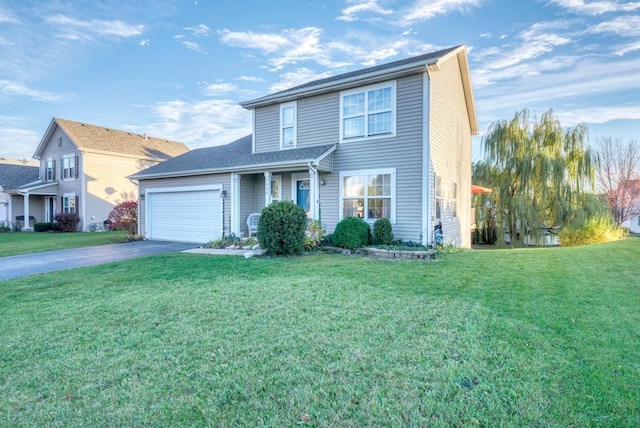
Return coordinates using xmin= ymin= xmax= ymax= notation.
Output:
xmin=235 ymin=75 xmax=264 ymax=82
xmin=614 ymin=41 xmax=640 ymax=56
xmin=588 ymin=15 xmax=640 ymax=37
xmin=0 ymin=8 xmax=19 ymax=24
xmin=557 ymin=105 xmax=640 ymax=127
xmin=402 ymin=0 xmax=481 ymax=25
xmin=142 ymin=99 xmax=251 ymax=148
xmin=0 ymin=127 xmax=41 ymax=160
xmin=548 ymin=0 xmax=640 ymax=15
xmin=181 ymin=41 xmax=206 ymax=54
xmin=269 ymin=68 xmax=334 ymax=93
xmin=140 ymin=39 xmax=150 ymax=46
xmin=184 ymin=23 xmax=211 ymax=37
xmin=45 ymin=14 xmax=143 ymax=41
xmin=203 ymin=82 xmax=238 ymax=96
xmin=0 ymin=36 xmax=11 ymax=45
xmin=337 ymin=1 xmax=394 ymax=22
xmin=0 ymin=80 xmax=69 ymax=102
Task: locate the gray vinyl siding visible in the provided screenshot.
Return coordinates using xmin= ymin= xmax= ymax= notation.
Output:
xmin=254 ymin=105 xmax=279 ymax=153
xmin=297 ymin=92 xmax=340 ymax=147
xmin=239 ymin=174 xmax=258 ymax=237
xmin=429 ymin=54 xmax=473 ymax=247
xmin=322 ymin=74 xmax=425 ymax=241
xmin=138 ymin=174 xmax=231 ymax=238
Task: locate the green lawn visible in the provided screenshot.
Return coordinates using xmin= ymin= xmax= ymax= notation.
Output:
xmin=0 ymin=231 xmax=127 ymax=257
xmin=1 ymin=240 xmax=639 ymax=426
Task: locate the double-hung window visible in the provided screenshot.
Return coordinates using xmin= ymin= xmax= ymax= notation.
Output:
xmin=62 ymin=155 xmax=76 ymax=180
xmin=340 ymin=81 xmax=396 ymax=141
xmin=280 ymin=102 xmax=297 ymax=149
xmin=45 ymin=159 xmax=55 ymax=181
xmin=62 ymin=193 xmax=76 ymax=214
xmin=340 ymin=168 xmax=395 ymax=222
xmin=435 ymin=176 xmax=442 ymax=220
xmin=452 ymin=182 xmax=458 ymax=218
xmin=271 ymin=175 xmax=282 ymax=202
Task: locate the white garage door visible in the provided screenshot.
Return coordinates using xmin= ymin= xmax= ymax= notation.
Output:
xmin=147 ymin=188 xmax=221 ymax=243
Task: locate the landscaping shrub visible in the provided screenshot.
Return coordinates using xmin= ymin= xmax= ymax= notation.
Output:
xmin=257 ymin=200 xmax=307 ymax=256
xmin=34 ymin=222 xmax=54 ymax=232
xmin=108 ymin=200 xmax=138 ymax=236
xmin=0 ymin=222 xmax=10 ymax=233
xmin=372 ymin=217 xmax=394 ymax=245
xmin=54 ymin=213 xmax=80 ymax=232
xmin=333 ymin=216 xmax=371 ymax=250
xmin=558 ymin=216 xmax=627 ymax=247
xmin=305 ymin=219 xmax=326 ymax=251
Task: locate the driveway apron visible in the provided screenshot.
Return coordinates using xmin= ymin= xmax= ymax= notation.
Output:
xmin=0 ymin=240 xmax=195 ymax=281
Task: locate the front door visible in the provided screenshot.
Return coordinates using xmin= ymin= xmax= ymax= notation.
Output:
xmin=296 ymin=180 xmax=310 ymax=214
xmin=45 ymin=197 xmax=56 ymax=222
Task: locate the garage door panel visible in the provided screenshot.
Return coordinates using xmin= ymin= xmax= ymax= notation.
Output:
xmin=148 ymin=189 xmax=221 ymax=243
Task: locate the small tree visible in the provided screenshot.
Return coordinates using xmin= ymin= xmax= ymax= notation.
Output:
xmin=592 ymin=136 xmax=640 ymax=226
xmin=108 ymin=201 xmax=138 ymax=236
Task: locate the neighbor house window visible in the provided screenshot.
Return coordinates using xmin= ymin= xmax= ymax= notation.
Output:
xmin=340 ymin=168 xmax=395 ymax=222
xmin=62 ymin=155 xmax=77 ymax=180
xmin=280 ymin=102 xmax=297 ymax=149
xmin=62 ymin=193 xmax=76 ymax=214
xmin=340 ymin=81 xmax=396 ymax=141
xmin=435 ymin=175 xmax=442 ymax=220
xmin=45 ymin=159 xmax=55 ymax=181
xmin=452 ymin=182 xmax=458 ymax=218
xmin=271 ymin=175 xmax=282 ymax=202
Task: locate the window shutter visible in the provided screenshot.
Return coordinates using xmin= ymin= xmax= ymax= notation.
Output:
xmin=52 ymin=160 xmax=56 ymax=180
xmin=61 ymin=196 xmax=64 ymax=212
xmin=61 ymin=160 xmax=64 ymax=179
xmin=75 ymin=196 xmax=80 ymax=215
xmin=75 ymin=155 xmax=79 ymax=178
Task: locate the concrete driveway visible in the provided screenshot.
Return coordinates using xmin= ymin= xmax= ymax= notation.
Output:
xmin=0 ymin=240 xmax=196 ymax=281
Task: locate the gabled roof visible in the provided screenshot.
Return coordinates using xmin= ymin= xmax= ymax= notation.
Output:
xmin=0 ymin=161 xmax=39 ymax=191
xmin=240 ymin=44 xmax=478 ymax=135
xmin=132 ymin=135 xmax=336 ymax=179
xmin=33 ymin=118 xmax=190 ymax=160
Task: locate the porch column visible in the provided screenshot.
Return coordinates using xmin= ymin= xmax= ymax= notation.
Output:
xmin=22 ymin=192 xmax=31 ymax=231
xmin=264 ymin=171 xmax=272 ymax=207
xmin=230 ymin=173 xmax=241 ymax=236
xmin=309 ymin=166 xmax=319 ymax=220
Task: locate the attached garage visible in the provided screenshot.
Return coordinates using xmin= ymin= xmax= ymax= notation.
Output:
xmin=145 ymin=185 xmax=223 ymax=243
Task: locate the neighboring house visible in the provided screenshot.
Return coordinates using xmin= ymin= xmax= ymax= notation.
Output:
xmin=11 ymin=118 xmax=189 ymax=231
xmin=0 ymin=158 xmax=39 ymax=227
xmin=132 ymin=45 xmax=478 ymax=246
xmin=621 ymin=179 xmax=640 ymax=233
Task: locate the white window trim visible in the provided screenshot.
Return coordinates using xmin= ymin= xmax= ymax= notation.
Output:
xmin=62 ymin=154 xmax=76 ymax=181
xmin=45 ymin=158 xmax=54 ymax=181
xmin=291 ymin=173 xmax=309 ymax=206
xmin=280 ymin=101 xmax=297 ymax=149
xmin=271 ymin=175 xmax=282 ymax=202
xmin=339 ymin=80 xmax=397 ymax=143
xmin=63 ymin=192 xmax=76 ymax=214
xmin=452 ymin=182 xmax=458 ymax=218
xmin=339 ymin=167 xmax=396 ymax=223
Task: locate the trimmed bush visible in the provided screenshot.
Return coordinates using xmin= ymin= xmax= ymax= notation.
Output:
xmin=558 ymin=216 xmax=627 ymax=247
xmin=333 ymin=217 xmax=371 ymax=250
xmin=34 ymin=222 xmax=54 ymax=232
xmin=108 ymin=200 xmax=138 ymax=236
xmin=257 ymin=200 xmax=307 ymax=256
xmin=54 ymin=213 xmax=80 ymax=232
xmin=373 ymin=218 xmax=394 ymax=245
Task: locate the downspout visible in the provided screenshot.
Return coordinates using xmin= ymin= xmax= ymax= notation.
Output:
xmin=80 ymin=150 xmax=87 ymax=231
xmin=422 ymin=66 xmax=433 ymax=246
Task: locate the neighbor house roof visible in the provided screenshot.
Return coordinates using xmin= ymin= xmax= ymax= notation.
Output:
xmin=33 ymin=118 xmax=190 ymax=160
xmin=131 ymin=135 xmax=336 ymax=179
xmin=0 ymin=161 xmax=39 ymax=191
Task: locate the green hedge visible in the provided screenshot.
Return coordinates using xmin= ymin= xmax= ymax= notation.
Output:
xmin=257 ymin=201 xmax=307 ymax=256
xmin=333 ymin=217 xmax=371 ymax=250
xmin=34 ymin=222 xmax=54 ymax=232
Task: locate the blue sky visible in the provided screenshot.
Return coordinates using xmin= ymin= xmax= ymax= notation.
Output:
xmin=1 ymin=0 xmax=639 ymax=160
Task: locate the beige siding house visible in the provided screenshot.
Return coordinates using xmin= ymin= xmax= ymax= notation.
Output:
xmin=13 ymin=118 xmax=189 ymax=231
xmin=133 ymin=45 xmax=478 ymax=247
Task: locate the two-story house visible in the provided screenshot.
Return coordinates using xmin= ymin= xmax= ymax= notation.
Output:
xmin=132 ymin=45 xmax=478 ymax=247
xmin=12 ymin=118 xmax=189 ymax=231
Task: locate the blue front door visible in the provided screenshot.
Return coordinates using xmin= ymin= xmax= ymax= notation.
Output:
xmin=296 ymin=180 xmax=310 ymax=213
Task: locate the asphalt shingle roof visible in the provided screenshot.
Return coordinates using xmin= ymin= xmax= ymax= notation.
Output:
xmin=0 ymin=162 xmax=39 ymax=191
xmin=241 ymin=45 xmax=461 ymax=106
xmin=133 ymin=135 xmax=335 ymax=178
xmin=53 ymin=118 xmax=190 ymax=159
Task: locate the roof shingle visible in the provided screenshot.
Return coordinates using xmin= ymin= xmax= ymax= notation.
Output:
xmin=0 ymin=162 xmax=39 ymax=191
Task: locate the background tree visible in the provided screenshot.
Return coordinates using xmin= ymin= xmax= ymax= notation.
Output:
xmin=473 ymin=109 xmax=594 ymax=246
xmin=592 ymin=136 xmax=640 ymax=226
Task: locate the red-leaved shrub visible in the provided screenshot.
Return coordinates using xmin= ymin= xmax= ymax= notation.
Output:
xmin=108 ymin=200 xmax=138 ymax=236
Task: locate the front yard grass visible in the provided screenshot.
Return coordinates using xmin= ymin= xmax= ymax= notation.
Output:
xmin=1 ymin=239 xmax=639 ymax=426
xmin=0 ymin=231 xmax=127 ymax=257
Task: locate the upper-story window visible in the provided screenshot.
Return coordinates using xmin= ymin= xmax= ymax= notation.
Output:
xmin=45 ymin=158 xmax=55 ymax=181
xmin=280 ymin=102 xmax=297 ymax=149
xmin=340 ymin=81 xmax=396 ymax=141
xmin=62 ymin=155 xmax=77 ymax=180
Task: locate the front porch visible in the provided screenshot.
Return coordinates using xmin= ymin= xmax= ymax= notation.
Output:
xmin=11 ymin=181 xmax=58 ymax=231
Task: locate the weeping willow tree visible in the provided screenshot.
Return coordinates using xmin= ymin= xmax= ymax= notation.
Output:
xmin=473 ymin=109 xmax=595 ymax=246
